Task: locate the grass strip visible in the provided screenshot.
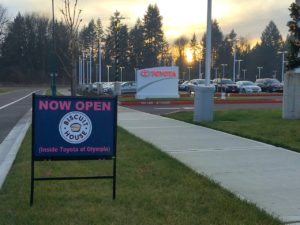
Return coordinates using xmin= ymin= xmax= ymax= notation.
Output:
xmin=165 ymin=109 xmax=300 ymax=153
xmin=0 ymin=126 xmax=283 ymax=225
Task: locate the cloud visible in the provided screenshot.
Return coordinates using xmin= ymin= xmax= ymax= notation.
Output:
xmin=0 ymin=0 xmax=293 ymax=44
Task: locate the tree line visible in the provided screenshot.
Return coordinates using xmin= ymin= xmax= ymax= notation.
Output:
xmin=0 ymin=3 xmax=288 ymax=85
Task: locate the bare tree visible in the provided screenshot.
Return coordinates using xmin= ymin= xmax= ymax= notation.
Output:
xmin=59 ymin=0 xmax=82 ymax=96
xmin=0 ymin=4 xmax=9 ymax=43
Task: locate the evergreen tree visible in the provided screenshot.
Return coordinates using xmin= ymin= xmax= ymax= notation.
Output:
xmin=1 ymin=13 xmax=51 ymax=82
xmin=142 ymin=4 xmax=164 ymax=68
xmin=287 ymin=2 xmax=300 ymax=70
xmin=128 ymin=18 xmax=144 ymax=71
xmin=103 ymin=11 xmax=129 ymax=81
xmin=201 ymin=20 xmax=224 ymax=71
xmin=189 ymin=33 xmax=201 ymax=78
xmin=174 ymin=36 xmax=189 ymax=79
xmin=79 ymin=19 xmax=97 ymax=50
xmin=254 ymin=21 xmax=283 ymax=78
xmin=159 ymin=40 xmax=172 ymax=66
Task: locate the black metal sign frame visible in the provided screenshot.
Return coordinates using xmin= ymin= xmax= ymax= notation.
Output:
xmin=30 ymin=94 xmax=118 ymax=206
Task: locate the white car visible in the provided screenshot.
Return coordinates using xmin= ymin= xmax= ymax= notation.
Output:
xmin=236 ymin=81 xmax=261 ymax=93
xmin=121 ymin=81 xmax=136 ymax=94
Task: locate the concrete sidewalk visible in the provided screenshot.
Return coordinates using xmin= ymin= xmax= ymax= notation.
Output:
xmin=118 ymin=106 xmax=300 ymax=224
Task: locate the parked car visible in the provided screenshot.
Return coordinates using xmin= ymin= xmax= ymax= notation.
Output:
xmin=121 ymin=81 xmax=136 ymax=94
xmin=178 ymin=81 xmax=190 ymax=91
xmin=255 ymin=78 xmax=283 ymax=92
xmin=187 ymin=79 xmax=206 ymax=92
xmin=213 ymin=78 xmax=239 ymax=93
xmin=92 ymin=82 xmax=101 ymax=91
xmin=236 ymin=81 xmax=261 ymax=93
xmin=102 ymin=82 xmax=114 ymax=94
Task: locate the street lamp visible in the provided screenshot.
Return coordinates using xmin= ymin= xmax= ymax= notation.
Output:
xmin=199 ymin=59 xmax=202 ymax=79
xmin=278 ymin=51 xmax=288 ymax=82
xmin=273 ymin=70 xmax=277 ymax=79
xmin=106 ymin=65 xmax=112 ymax=82
xmin=89 ymin=47 xmax=92 ymax=84
xmin=134 ymin=68 xmax=138 ymax=82
xmin=98 ymin=39 xmax=102 ymax=82
xmin=228 ymin=38 xmax=239 ymax=82
xmin=187 ymin=66 xmax=192 ymax=80
xmin=82 ymin=52 xmax=85 ymax=84
xmin=221 ymin=64 xmax=227 ymax=79
xmin=78 ymin=56 xmax=82 ymax=85
xmin=120 ymin=66 xmax=125 ymax=82
xmin=242 ymin=69 xmax=247 ymax=80
xmin=50 ymin=0 xmax=57 ymax=96
xmin=257 ymin=66 xmax=263 ymax=79
xmin=205 ymin=0 xmax=212 ymax=86
xmin=214 ymin=67 xmax=219 ymax=79
xmin=236 ymin=59 xmax=243 ymax=80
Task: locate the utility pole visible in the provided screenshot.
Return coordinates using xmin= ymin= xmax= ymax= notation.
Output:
xmin=205 ymin=0 xmax=212 ymax=86
xmin=278 ymin=51 xmax=288 ymax=82
xmin=221 ymin=64 xmax=227 ymax=79
xmin=199 ymin=59 xmax=202 ymax=79
xmin=188 ymin=66 xmax=192 ymax=80
xmin=257 ymin=66 xmax=263 ymax=79
xmin=242 ymin=69 xmax=247 ymax=80
xmin=107 ymin=65 xmax=112 ymax=82
xmin=50 ymin=0 xmax=57 ymax=96
xmin=120 ymin=66 xmax=125 ymax=82
xmin=236 ymin=59 xmax=243 ymax=80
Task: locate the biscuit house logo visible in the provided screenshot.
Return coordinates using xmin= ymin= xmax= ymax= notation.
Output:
xmin=59 ymin=111 xmax=92 ymax=144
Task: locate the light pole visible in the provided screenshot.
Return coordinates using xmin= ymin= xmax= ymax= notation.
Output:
xmin=205 ymin=0 xmax=212 ymax=86
xmin=134 ymin=68 xmax=138 ymax=82
xmin=78 ymin=56 xmax=82 ymax=85
xmin=229 ymin=38 xmax=239 ymax=82
xmin=236 ymin=59 xmax=243 ymax=80
xmin=98 ymin=40 xmax=102 ymax=82
xmin=257 ymin=66 xmax=263 ymax=79
xmin=50 ymin=0 xmax=57 ymax=96
xmin=273 ymin=70 xmax=277 ymax=79
xmin=278 ymin=51 xmax=288 ymax=82
xmin=221 ymin=64 xmax=227 ymax=79
xmin=89 ymin=47 xmax=92 ymax=84
xmin=82 ymin=52 xmax=85 ymax=84
xmin=199 ymin=59 xmax=202 ymax=79
xmin=242 ymin=69 xmax=247 ymax=80
xmin=214 ymin=67 xmax=219 ymax=79
xmin=106 ymin=65 xmax=111 ymax=82
xmin=120 ymin=66 xmax=125 ymax=82
xmin=193 ymin=0 xmax=214 ymax=122
xmin=188 ymin=66 xmax=192 ymax=80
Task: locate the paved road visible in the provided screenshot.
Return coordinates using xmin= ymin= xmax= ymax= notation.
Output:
xmin=0 ymin=88 xmax=43 ymax=188
xmin=0 ymin=89 xmax=42 ymax=143
xmin=126 ymin=102 xmax=282 ymax=115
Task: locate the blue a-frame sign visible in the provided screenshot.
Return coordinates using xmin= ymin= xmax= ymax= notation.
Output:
xmin=30 ymin=94 xmax=118 ymax=205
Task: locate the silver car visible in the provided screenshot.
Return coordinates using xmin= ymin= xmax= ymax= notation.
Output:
xmin=187 ymin=79 xmax=206 ymax=92
xmin=236 ymin=81 xmax=261 ymax=93
xmin=121 ymin=81 xmax=136 ymax=94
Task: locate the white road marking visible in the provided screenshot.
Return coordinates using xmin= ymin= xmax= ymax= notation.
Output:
xmin=155 ymin=107 xmax=181 ymax=110
xmin=0 ymin=91 xmax=38 ymax=110
xmin=183 ymin=107 xmax=194 ymax=110
xmin=154 ymin=107 xmax=194 ymax=110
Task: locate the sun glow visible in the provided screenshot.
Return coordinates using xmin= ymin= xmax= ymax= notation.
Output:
xmin=185 ymin=48 xmax=193 ymax=63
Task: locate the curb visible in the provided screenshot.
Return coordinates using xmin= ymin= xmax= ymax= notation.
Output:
xmin=0 ymin=109 xmax=32 ymax=189
xmin=119 ymin=99 xmax=283 ymax=106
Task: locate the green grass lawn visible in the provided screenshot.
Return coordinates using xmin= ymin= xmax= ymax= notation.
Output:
xmin=0 ymin=127 xmax=283 ymax=225
xmin=0 ymin=87 xmax=14 ymax=93
xmin=165 ymin=109 xmax=300 ymax=153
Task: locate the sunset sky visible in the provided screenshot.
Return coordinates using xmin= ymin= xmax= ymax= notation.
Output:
xmin=1 ymin=0 xmax=293 ymax=45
